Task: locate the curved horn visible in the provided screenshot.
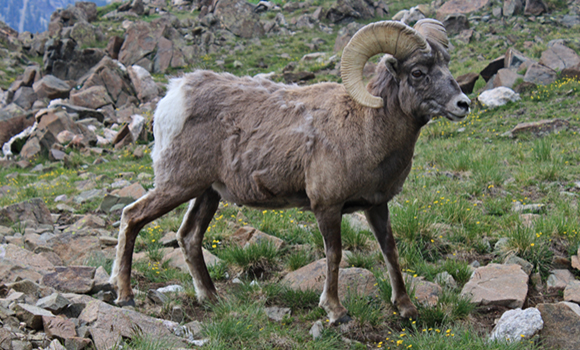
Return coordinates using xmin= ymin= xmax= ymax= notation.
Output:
xmin=414 ymin=19 xmax=449 ymax=50
xmin=341 ymin=21 xmax=430 ymax=109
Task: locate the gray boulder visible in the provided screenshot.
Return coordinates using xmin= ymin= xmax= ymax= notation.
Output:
xmin=214 ymin=0 xmax=265 ymax=38
xmin=478 ymin=87 xmax=520 ymax=108
xmin=490 ymin=308 xmax=543 ymax=342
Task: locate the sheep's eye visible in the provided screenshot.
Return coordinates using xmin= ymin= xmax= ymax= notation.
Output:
xmin=411 ymin=70 xmax=424 ymax=78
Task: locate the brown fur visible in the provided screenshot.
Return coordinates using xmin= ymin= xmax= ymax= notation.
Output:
xmin=111 ymin=40 xmax=469 ymax=323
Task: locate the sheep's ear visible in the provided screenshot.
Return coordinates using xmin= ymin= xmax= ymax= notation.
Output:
xmin=384 ymin=55 xmax=399 ymax=81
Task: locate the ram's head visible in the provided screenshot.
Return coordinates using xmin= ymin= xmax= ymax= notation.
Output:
xmin=341 ymin=19 xmax=471 ymax=122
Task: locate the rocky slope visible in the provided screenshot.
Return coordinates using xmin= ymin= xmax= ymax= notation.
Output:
xmin=0 ymin=0 xmax=580 ymax=349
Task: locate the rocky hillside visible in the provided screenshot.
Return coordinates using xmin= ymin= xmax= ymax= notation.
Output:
xmin=0 ymin=0 xmax=580 ymax=349
xmin=0 ymin=0 xmax=109 ymax=34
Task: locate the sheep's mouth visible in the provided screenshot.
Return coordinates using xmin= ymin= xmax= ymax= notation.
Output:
xmin=443 ymin=110 xmax=469 ymax=122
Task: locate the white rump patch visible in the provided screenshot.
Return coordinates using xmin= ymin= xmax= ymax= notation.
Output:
xmin=151 ymin=78 xmax=188 ymax=163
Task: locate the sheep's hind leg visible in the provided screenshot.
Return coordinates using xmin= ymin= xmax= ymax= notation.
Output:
xmin=315 ymin=208 xmax=350 ymax=324
xmin=176 ymin=188 xmax=221 ymax=303
xmin=365 ymin=203 xmax=418 ymax=319
xmin=110 ymin=188 xmax=196 ymax=307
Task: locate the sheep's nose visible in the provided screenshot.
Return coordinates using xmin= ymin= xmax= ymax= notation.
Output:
xmin=448 ymin=93 xmax=471 ymax=117
xmin=457 ymin=95 xmax=470 ymax=113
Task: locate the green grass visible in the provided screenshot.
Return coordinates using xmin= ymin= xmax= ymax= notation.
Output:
xmin=3 ymin=1 xmax=580 ymax=348
xmin=286 ymin=248 xmax=316 ymax=271
xmin=217 ymin=241 xmax=279 ymax=277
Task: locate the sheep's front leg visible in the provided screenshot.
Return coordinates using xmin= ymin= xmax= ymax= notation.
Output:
xmin=176 ymin=188 xmax=221 ymax=302
xmin=365 ymin=203 xmax=418 ymax=319
xmin=110 ymin=189 xmax=194 ymax=306
xmin=315 ymin=209 xmax=350 ymax=324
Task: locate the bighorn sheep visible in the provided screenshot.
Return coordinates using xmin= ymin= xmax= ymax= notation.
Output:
xmin=110 ymin=19 xmax=470 ymax=323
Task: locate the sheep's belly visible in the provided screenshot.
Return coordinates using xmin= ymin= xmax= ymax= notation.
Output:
xmin=211 ymin=182 xmax=311 ymax=210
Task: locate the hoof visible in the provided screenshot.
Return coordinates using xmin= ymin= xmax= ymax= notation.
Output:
xmin=331 ymin=313 xmax=352 ymax=326
xmin=115 ymin=298 xmax=136 ymax=308
xmin=394 ymin=296 xmax=418 ymax=319
xmin=398 ymin=304 xmax=418 ymax=320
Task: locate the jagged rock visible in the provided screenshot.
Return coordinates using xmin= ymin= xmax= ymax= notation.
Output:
xmin=154 ymin=37 xmax=174 ymax=73
xmin=43 ymin=315 xmax=77 ymax=340
xmin=15 ymin=304 xmax=54 ymax=331
xmin=75 ymin=1 xmax=98 ymax=22
xmin=461 ymin=264 xmax=528 ymax=309
xmin=456 ymin=72 xmax=479 ymax=94
xmin=539 ymin=44 xmax=580 ymax=71
xmin=490 ymin=308 xmax=543 ymax=342
xmin=6 ymin=279 xmax=52 ymax=299
xmin=546 ymin=269 xmax=574 ymax=292
xmin=503 ymin=0 xmax=524 ymax=16
xmin=478 ymin=87 xmax=520 ymax=108
xmin=21 ymin=65 xmax=41 ymax=86
xmin=491 ymin=68 xmax=522 ymax=89
xmin=0 ymin=244 xmax=55 ymax=284
xmin=32 ymin=75 xmax=71 ymax=100
xmin=115 ymin=182 xmax=146 ymax=200
xmin=214 ymin=0 xmax=265 ymax=38
xmin=107 ymin=36 xmax=124 ymax=60
xmin=147 ymin=289 xmax=169 ymax=305
xmin=436 ymin=0 xmax=491 ymax=20
xmin=70 ymin=86 xmax=113 ymax=110
xmin=504 ymin=255 xmax=533 ymax=275
xmin=49 ymin=103 xmax=105 ymax=123
xmin=504 ymin=47 xmax=533 ymax=70
xmin=12 ymin=87 xmax=38 ymax=110
xmin=42 ymin=266 xmax=96 ymax=294
xmin=47 ymin=339 xmax=67 ymax=350
xmin=127 ymin=65 xmax=159 ymax=103
xmin=64 ymin=337 xmax=92 ymax=350
xmin=163 ymin=247 xmax=222 ymax=271
xmin=129 ymin=114 xmax=147 ymax=141
xmin=36 ymin=293 xmax=71 ymax=314
xmin=20 ymin=136 xmax=42 ymax=159
xmin=480 ymin=56 xmax=505 ymax=82
xmin=0 ymin=198 xmax=53 ymax=228
xmin=43 ymin=38 xmax=105 ymax=81
xmin=75 ymin=57 xmax=134 ymax=109
xmin=524 ymin=63 xmax=557 ymax=85
xmin=442 ymin=14 xmax=469 ymax=36
xmin=230 ymin=226 xmax=285 ymax=250
xmin=33 ymin=110 xmax=98 ymax=152
xmin=77 ymin=299 xmax=186 ymax=350
xmin=118 ymin=22 xmax=160 ymax=67
xmin=69 ymin=21 xmax=97 ymax=48
xmin=536 ymin=302 xmax=580 ymax=350
xmin=326 ymin=0 xmax=388 ymax=24
xmin=0 ymin=327 xmax=14 ymax=348
xmin=74 ymin=189 xmax=106 ymax=204
xmin=98 ymin=194 xmax=134 ymax=213
xmin=510 ymin=118 xmax=569 ymax=137
xmin=524 ymin=0 xmax=547 ymax=16
xmin=281 ymin=259 xmax=377 ymax=300
xmin=564 ymin=280 xmax=580 ymax=303
xmin=406 ymin=275 xmax=442 ymax=307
